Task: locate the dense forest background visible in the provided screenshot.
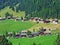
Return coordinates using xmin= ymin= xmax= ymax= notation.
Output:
xmin=0 ymin=0 xmax=60 ymax=19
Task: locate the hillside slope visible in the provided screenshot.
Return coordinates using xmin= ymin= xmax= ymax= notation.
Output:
xmin=0 ymin=0 xmax=60 ymax=19
xmin=0 ymin=6 xmax=25 ymax=17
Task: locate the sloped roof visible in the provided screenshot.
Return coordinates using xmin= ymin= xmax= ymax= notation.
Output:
xmin=21 ymin=33 xmax=27 ymax=35
xmin=44 ymin=30 xmax=51 ymax=33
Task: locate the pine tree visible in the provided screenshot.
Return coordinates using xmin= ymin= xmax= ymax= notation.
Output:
xmin=0 ymin=35 xmax=12 ymax=45
xmin=55 ymin=33 xmax=60 ymax=45
xmin=32 ymin=43 xmax=36 ymax=45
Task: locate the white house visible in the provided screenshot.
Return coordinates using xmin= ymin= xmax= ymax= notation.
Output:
xmin=53 ymin=21 xmax=58 ymax=24
xmin=44 ymin=30 xmax=51 ymax=34
xmin=39 ymin=19 xmax=44 ymax=23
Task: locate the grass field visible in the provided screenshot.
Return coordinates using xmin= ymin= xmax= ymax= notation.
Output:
xmin=0 ymin=7 xmax=59 ymax=45
xmin=9 ymin=34 xmax=57 ymax=45
xmin=0 ymin=19 xmax=59 ymax=45
xmin=0 ymin=19 xmax=60 ymax=34
xmin=0 ymin=6 xmax=25 ymax=17
xmin=29 ymin=22 xmax=60 ymax=32
xmin=0 ymin=19 xmax=36 ymax=34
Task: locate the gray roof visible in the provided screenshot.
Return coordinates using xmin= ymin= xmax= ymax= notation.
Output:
xmin=31 ymin=32 xmax=39 ymax=35
xmin=44 ymin=30 xmax=51 ymax=33
xmin=20 ymin=33 xmax=27 ymax=35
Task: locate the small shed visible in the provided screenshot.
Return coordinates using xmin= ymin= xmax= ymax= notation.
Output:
xmin=15 ymin=33 xmax=20 ymax=38
xmin=20 ymin=33 xmax=27 ymax=37
xmin=30 ymin=17 xmax=34 ymax=21
xmin=21 ymin=30 xmax=28 ymax=33
xmin=39 ymin=19 xmax=44 ymax=23
xmin=44 ymin=19 xmax=50 ymax=23
xmin=40 ymin=32 xmax=44 ymax=35
xmin=44 ymin=30 xmax=51 ymax=35
xmin=20 ymin=30 xmax=28 ymax=37
xmin=53 ymin=21 xmax=58 ymax=24
xmin=52 ymin=19 xmax=58 ymax=24
xmin=32 ymin=17 xmax=39 ymax=22
xmin=15 ymin=18 xmax=21 ymax=21
xmin=7 ymin=32 xmax=13 ymax=37
xmin=0 ymin=17 xmax=5 ymax=21
xmin=31 ymin=32 xmax=39 ymax=37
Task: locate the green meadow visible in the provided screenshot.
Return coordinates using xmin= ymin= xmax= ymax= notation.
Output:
xmin=0 ymin=19 xmax=58 ymax=45
xmin=9 ymin=34 xmax=57 ymax=45
xmin=0 ymin=19 xmax=60 ymax=34
xmin=0 ymin=7 xmax=59 ymax=45
xmin=0 ymin=19 xmax=36 ymax=34
xmin=0 ymin=6 xmax=25 ymax=18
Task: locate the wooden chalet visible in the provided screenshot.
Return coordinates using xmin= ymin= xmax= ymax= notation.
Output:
xmin=20 ymin=30 xmax=28 ymax=37
xmin=44 ymin=30 xmax=51 ymax=35
xmin=44 ymin=19 xmax=50 ymax=23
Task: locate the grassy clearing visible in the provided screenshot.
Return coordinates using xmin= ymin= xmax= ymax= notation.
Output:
xmin=0 ymin=19 xmax=36 ymax=34
xmin=0 ymin=20 xmax=60 ymax=34
xmin=29 ymin=23 xmax=60 ymax=31
xmin=9 ymin=34 xmax=57 ymax=45
xmin=0 ymin=6 xmax=25 ymax=17
xmin=0 ymin=19 xmax=59 ymax=45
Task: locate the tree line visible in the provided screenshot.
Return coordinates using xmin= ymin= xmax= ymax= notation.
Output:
xmin=0 ymin=35 xmax=12 ymax=45
xmin=0 ymin=33 xmax=60 ymax=45
xmin=0 ymin=0 xmax=60 ymax=19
